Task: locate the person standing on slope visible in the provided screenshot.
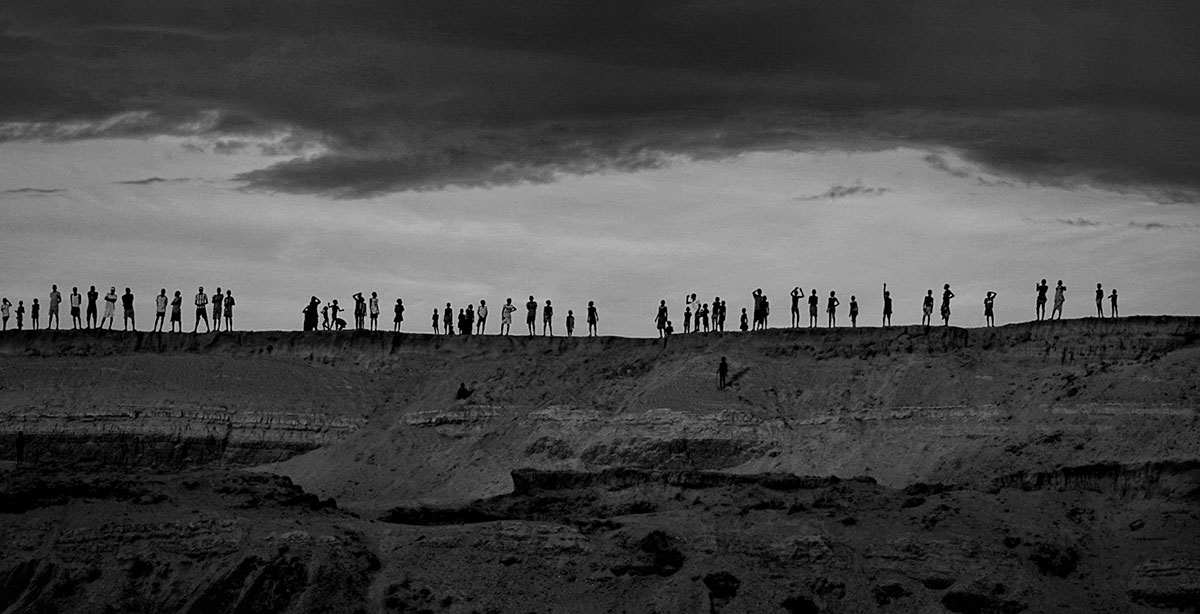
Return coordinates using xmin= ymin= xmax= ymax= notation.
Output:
xmin=170 ymin=291 xmax=183 ymax=332
xmin=154 ymin=288 xmax=168 ymax=332
xmin=940 ymin=284 xmax=955 ymax=326
xmin=476 ymin=299 xmax=488 ymax=334
xmin=1035 ymin=279 xmax=1049 ymax=321
xmin=791 ymin=287 xmax=804 ymax=328
xmin=921 ymin=290 xmax=934 ymax=327
xmin=984 ymin=291 xmax=997 ymax=327
xmin=525 ymin=296 xmax=538 ymax=336
xmin=501 ymin=298 xmax=516 ymax=335
xmin=587 ymin=301 xmax=599 ymax=337
xmin=369 ymin=291 xmax=380 ymax=331
xmin=193 ymin=287 xmax=209 ymax=333
xmin=655 ymin=300 xmax=669 ymax=338
xmin=393 ymin=298 xmax=405 ymax=332
xmin=48 ymin=285 xmax=61 ymax=330
xmin=882 ymin=284 xmax=892 ymax=327
xmin=1051 ymin=280 xmax=1066 ymax=320
xmin=1094 ymin=283 xmax=1104 ymax=319
xmin=69 ymin=287 xmax=82 ymax=329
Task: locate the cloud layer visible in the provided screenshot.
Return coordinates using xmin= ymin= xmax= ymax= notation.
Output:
xmin=2 ymin=0 xmax=1198 ymax=198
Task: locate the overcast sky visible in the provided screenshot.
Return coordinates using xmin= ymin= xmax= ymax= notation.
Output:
xmin=1 ymin=0 xmax=1197 ymax=335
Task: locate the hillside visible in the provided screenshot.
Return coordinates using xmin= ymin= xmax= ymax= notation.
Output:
xmin=0 ymin=317 xmax=1197 ymax=613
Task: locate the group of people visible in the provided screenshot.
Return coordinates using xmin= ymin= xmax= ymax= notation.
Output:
xmin=0 ymin=285 xmax=235 ymax=333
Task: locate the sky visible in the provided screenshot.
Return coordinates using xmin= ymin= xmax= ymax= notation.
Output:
xmin=1 ymin=0 xmax=1197 ymax=336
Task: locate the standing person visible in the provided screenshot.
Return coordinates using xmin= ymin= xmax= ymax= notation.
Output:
xmin=30 ymin=299 xmax=40 ymax=329
xmin=1109 ymin=288 xmax=1119 ymax=318
xmin=193 ymin=286 xmax=210 ymax=333
xmin=849 ymin=295 xmax=859 ymax=328
xmin=701 ymin=303 xmax=711 ymax=333
xmin=223 ymin=290 xmax=235 ymax=331
xmin=1035 ymin=279 xmax=1049 ymax=321
xmin=69 ymin=287 xmax=82 ymax=329
xmin=321 ymin=303 xmax=331 ymax=330
xmin=1 ymin=298 xmax=10 ymax=330
xmin=329 ymin=300 xmax=344 ymax=330
xmin=740 ymin=307 xmax=749 ymax=332
xmin=717 ymin=357 xmax=729 ymax=390
xmin=984 ymin=291 xmax=997 ymax=327
xmin=882 ymin=284 xmax=893 ymax=327
xmin=211 ymin=288 xmax=224 ymax=332
xmin=587 ymin=301 xmax=599 ymax=336
xmin=121 ymin=287 xmax=136 ymax=331
xmin=525 ymin=296 xmax=538 ymax=336
xmin=566 ymin=310 xmax=575 ymax=337
xmin=393 ymin=298 xmax=405 ymax=332
xmin=791 ymin=287 xmax=804 ymax=328
xmin=103 ymin=287 xmax=118 ymax=329
xmin=431 ymin=308 xmax=440 ymax=334
xmin=662 ymin=320 xmax=674 ymax=348
xmin=86 ymin=286 xmax=99 ymax=329
xmin=476 ymin=300 xmax=488 ymax=334
xmin=302 ymin=296 xmax=319 ymax=331
xmin=760 ymin=295 xmax=770 ymax=329
xmin=655 ymin=300 xmax=668 ymax=338
xmin=683 ymin=306 xmax=692 ymax=334
xmin=921 ymin=290 xmax=934 ymax=327
xmin=170 ymin=291 xmax=182 ymax=332
xmin=48 ymin=285 xmax=61 ymax=329
xmin=751 ymin=289 xmax=764 ymax=330
xmin=1051 ymin=280 xmax=1066 ymax=320
xmin=457 ymin=309 xmax=468 ymax=335
xmin=543 ymin=300 xmax=554 ymax=337
xmin=465 ymin=304 xmax=475 ymax=335
xmin=807 ymin=290 xmax=819 ymax=328
xmin=353 ymin=292 xmax=366 ymax=331
xmin=826 ymin=291 xmax=840 ymax=328
xmin=685 ymin=293 xmax=697 ymax=329
xmin=154 ymin=289 xmax=168 ymax=332
xmin=1094 ymin=284 xmax=1104 ymax=318
xmin=940 ymin=284 xmax=955 ymax=326
xmin=501 ymin=298 xmax=516 ymax=335
xmin=715 ymin=297 xmax=725 ymax=332
xmin=16 ymin=301 xmax=24 ymax=330
xmin=443 ymin=303 xmax=454 ymax=335
xmin=369 ymin=292 xmax=380 ymax=331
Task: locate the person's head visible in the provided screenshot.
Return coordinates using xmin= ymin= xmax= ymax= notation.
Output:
xmin=199 ymin=286 xmax=204 ymax=293
xmin=52 ymin=284 xmax=57 ymax=291
xmin=226 ymin=290 xmax=231 ymax=296
xmin=529 ymin=295 xmax=534 ymax=301
xmin=741 ymin=307 xmax=747 ymax=313
xmin=372 ymin=291 xmax=377 ymax=297
xmin=1097 ymin=283 xmax=1102 ymax=289
xmin=568 ymin=310 xmax=573 ymax=315
xmin=216 ymin=287 xmax=222 ymax=293
xmin=588 ymin=300 xmax=594 ymax=306
xmin=125 ymin=287 xmax=131 ymax=294
xmin=660 ymin=299 xmax=666 ymax=306
xmin=546 ymin=300 xmax=551 ymax=305
xmin=721 ymin=356 xmax=727 ymax=363
xmin=33 ymin=298 xmax=38 ymax=304
xmin=851 ymin=295 xmax=856 ymax=301
xmin=480 ymin=299 xmax=486 ymax=305
xmin=927 ymin=289 xmax=933 ymax=296
xmin=175 ymin=291 xmax=181 ymax=297
xmin=1041 ymin=279 xmax=1047 ymax=284
xmin=884 ymin=291 xmax=890 ymax=297
xmin=160 ymin=288 xmax=166 ymax=295
xmin=506 ymin=298 xmax=512 ymax=304
xmin=811 ymin=289 xmax=816 ymax=294
xmin=830 ymin=291 xmax=836 ymax=296
xmin=703 ymin=303 xmax=709 ymax=308
xmin=1057 ymin=280 xmax=1063 ymax=285
xmin=332 ymin=299 xmax=339 ymax=305
xmin=944 ymin=284 xmax=950 ymax=290
xmin=90 ymin=285 xmax=95 ymax=292
xmin=72 ymin=287 xmax=78 ymax=293
xmin=110 ymin=286 xmax=116 ymax=293
xmin=396 ymin=298 xmax=402 ymax=304
xmin=446 ymin=302 xmax=451 ymax=308
xmin=459 ymin=309 xmax=464 ymax=314
xmin=685 ymin=306 xmax=690 ymax=312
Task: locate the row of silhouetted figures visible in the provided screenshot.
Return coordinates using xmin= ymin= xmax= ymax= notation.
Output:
xmin=0 ymin=285 xmax=234 ymax=332
xmin=291 ymin=279 xmax=1121 ymax=339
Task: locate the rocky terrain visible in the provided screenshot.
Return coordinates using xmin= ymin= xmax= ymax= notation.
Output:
xmin=1 ymin=317 xmax=1197 ymax=613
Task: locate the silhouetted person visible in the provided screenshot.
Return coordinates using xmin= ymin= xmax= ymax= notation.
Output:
xmin=170 ymin=291 xmax=183 ymax=332
xmin=760 ymin=296 xmax=769 ymax=329
xmin=718 ymin=357 xmax=729 ymax=390
xmin=684 ymin=306 xmax=692 ymax=333
xmin=154 ymin=289 xmax=167 ymax=332
xmin=566 ymin=310 xmax=575 ymax=337
xmin=984 ymin=291 xmax=997 ymax=327
xmin=224 ymin=290 xmax=235 ymax=331
xmin=121 ymin=287 xmax=135 ymax=331
xmin=940 ymin=284 xmax=954 ymax=326
xmin=849 ymin=295 xmax=859 ymax=328
xmin=791 ymin=287 xmax=804 ymax=328
xmin=701 ymin=303 xmax=711 ymax=333
xmin=456 ymin=382 xmax=473 ymax=400
xmin=740 ymin=307 xmax=749 ymax=332
xmin=302 ymin=296 xmax=320 ymax=331
xmin=321 ymin=303 xmax=331 ymax=330
xmin=1035 ymin=279 xmax=1049 ymax=321
xmin=103 ymin=287 xmax=118 ymax=329
xmin=466 ymin=304 xmax=475 ymax=335
xmin=431 ymin=308 xmax=440 ymax=334
xmin=807 ymin=290 xmax=819 ymax=328
xmin=70 ymin=288 xmax=81 ymax=329
xmin=457 ymin=309 xmax=468 ymax=335
xmin=543 ymin=300 xmax=554 ymax=336
xmin=752 ymin=289 xmax=764 ymax=330
xmin=30 ymin=298 xmax=39 ymax=329
xmin=921 ymin=290 xmax=934 ymax=327
xmin=827 ymin=291 xmax=840 ymax=328
xmin=353 ymin=292 xmax=366 ymax=330
xmin=587 ymin=301 xmax=599 ymax=336
xmin=48 ymin=285 xmax=61 ymax=329
xmin=193 ymin=287 xmax=209 ymax=333
xmin=1052 ymin=280 xmax=1066 ymax=320
xmin=501 ymin=298 xmax=516 ymax=335
xmin=662 ymin=320 xmax=673 ymax=347
xmin=16 ymin=300 xmax=24 ymax=330
xmin=882 ymin=284 xmax=892 ymax=327
xmin=86 ymin=285 xmax=99 ymax=329
xmin=655 ymin=300 xmax=668 ymax=338
xmin=477 ymin=300 xmax=488 ymax=334
xmin=526 ymin=296 xmax=538 ymax=336
xmin=332 ymin=300 xmax=347 ymax=331
xmin=1 ymin=298 xmax=10 ymax=330
xmin=1109 ymin=289 xmax=1119 ymax=318
xmin=393 ymin=298 xmax=405 ymax=332
xmin=716 ymin=297 xmax=726 ymax=332
xmin=443 ymin=303 xmax=454 ymax=335
xmin=212 ymin=287 xmax=223 ymax=332
xmin=369 ymin=291 xmax=380 ymax=330
xmin=686 ymin=293 xmax=697 ymax=328
xmin=1095 ymin=283 xmax=1104 ymax=318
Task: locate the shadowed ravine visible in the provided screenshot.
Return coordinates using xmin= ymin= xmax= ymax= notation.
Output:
xmin=0 ymin=317 xmax=1197 ymax=613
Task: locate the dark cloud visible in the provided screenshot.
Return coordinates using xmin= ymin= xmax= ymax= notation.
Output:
xmin=1 ymin=0 xmax=1198 ymax=198
xmin=797 ymin=184 xmax=890 ymax=202
xmin=3 ymin=187 xmax=65 ymax=194
xmin=1054 ymin=218 xmax=1105 ymax=227
xmin=115 ymin=176 xmax=190 ymax=185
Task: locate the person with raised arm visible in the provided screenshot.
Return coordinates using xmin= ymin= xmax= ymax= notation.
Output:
xmin=353 ymin=292 xmax=366 ymax=331
xmin=984 ymin=291 xmax=997 ymax=327
xmin=882 ymin=283 xmax=892 ymax=327
xmin=791 ymin=287 xmax=804 ymax=328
